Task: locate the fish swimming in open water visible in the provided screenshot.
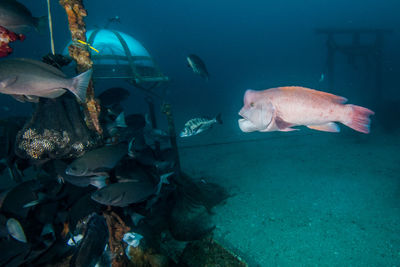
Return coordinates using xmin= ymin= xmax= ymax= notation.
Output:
xmin=186 ymin=54 xmax=209 ymax=81
xmin=180 ymin=114 xmax=222 ymax=137
xmin=0 ymin=58 xmax=92 ymax=103
xmin=238 ymin=86 xmax=374 ymax=134
xmin=0 ymin=0 xmax=47 ymax=34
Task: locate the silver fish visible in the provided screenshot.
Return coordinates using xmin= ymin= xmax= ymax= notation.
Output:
xmin=180 ymin=113 xmax=222 ymax=137
xmin=0 ymin=0 xmax=47 ymax=34
xmin=0 ymin=58 xmax=92 ymax=103
xmin=187 ymin=54 xmax=209 ymax=81
xmin=66 ymin=143 xmax=127 ymax=177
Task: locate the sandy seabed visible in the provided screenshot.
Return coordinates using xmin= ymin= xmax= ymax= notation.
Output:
xmin=179 ymin=126 xmax=400 ymax=267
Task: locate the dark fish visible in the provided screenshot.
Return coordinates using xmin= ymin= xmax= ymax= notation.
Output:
xmin=0 ymin=0 xmax=47 ymax=34
xmin=66 ymin=143 xmax=127 ymax=177
xmin=1 ymin=180 xmax=41 ymax=218
xmin=97 ymin=87 xmax=130 ymax=108
xmin=70 ymin=214 xmax=108 ymax=267
xmin=180 ymin=113 xmax=222 ymax=137
xmin=128 ymin=135 xmax=157 ymax=166
xmin=0 ymin=58 xmax=92 ymax=103
xmin=187 ymin=54 xmax=209 ymax=80
xmin=91 ymin=180 xmax=157 ymax=207
xmin=54 ymin=160 xmax=107 ymax=188
xmin=106 ymin=112 xmax=127 ymax=136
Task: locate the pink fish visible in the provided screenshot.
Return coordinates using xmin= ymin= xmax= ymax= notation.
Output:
xmin=238 ymin=86 xmax=374 ymax=134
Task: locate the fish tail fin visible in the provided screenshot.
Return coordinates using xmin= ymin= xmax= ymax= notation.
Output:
xmin=343 ymin=104 xmax=375 ymax=134
xmin=70 ymin=69 xmax=92 ymax=102
xmin=215 ymin=113 xmax=223 ymax=124
xmin=35 ymin=16 xmax=48 ymax=35
xmin=115 ymin=112 xmax=127 ymax=128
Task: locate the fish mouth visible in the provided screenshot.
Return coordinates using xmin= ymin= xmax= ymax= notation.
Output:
xmin=238 ymin=112 xmax=269 ymax=132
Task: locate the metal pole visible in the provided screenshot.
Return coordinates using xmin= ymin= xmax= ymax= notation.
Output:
xmin=162 ymin=103 xmax=181 ymax=176
xmin=145 ymin=96 xmax=160 ymax=153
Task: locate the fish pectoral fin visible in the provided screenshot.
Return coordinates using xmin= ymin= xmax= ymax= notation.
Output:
xmin=110 ymin=193 xmax=125 ymax=205
xmin=10 ymin=94 xmax=27 ymax=103
xmin=0 ymin=76 xmax=17 ymax=88
xmin=275 ymin=116 xmax=293 ymax=130
xmin=25 ymin=95 xmax=40 ymax=103
xmin=307 ymin=122 xmax=340 ymax=132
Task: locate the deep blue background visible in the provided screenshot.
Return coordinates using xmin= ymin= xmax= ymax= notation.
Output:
xmin=4 ymin=0 xmax=400 ymax=132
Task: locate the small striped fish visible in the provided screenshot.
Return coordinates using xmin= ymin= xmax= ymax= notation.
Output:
xmin=179 ymin=114 xmax=222 ymax=137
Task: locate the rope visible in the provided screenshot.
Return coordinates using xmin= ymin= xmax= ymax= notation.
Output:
xmin=47 ymin=0 xmax=55 ymax=55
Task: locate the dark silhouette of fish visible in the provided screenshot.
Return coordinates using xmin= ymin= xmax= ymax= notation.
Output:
xmin=0 ymin=0 xmax=47 ymax=34
xmin=97 ymin=87 xmax=130 ymax=108
xmin=66 ymin=143 xmax=127 ymax=177
xmin=187 ymin=54 xmax=209 ymax=81
xmin=91 ymin=180 xmax=156 ymax=207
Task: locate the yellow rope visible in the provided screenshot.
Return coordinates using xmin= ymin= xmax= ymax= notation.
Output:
xmin=47 ymin=0 xmax=55 ymax=54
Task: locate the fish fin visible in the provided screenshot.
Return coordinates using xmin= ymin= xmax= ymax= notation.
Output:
xmin=278 ymin=127 xmax=299 ymax=132
xmin=7 ymin=218 xmax=27 ymax=243
xmin=25 ymin=95 xmax=40 ymax=103
xmin=90 ymin=176 xmax=108 ymax=189
xmin=0 ymin=76 xmax=17 ymax=88
xmin=275 ymin=116 xmax=293 ymax=130
xmin=70 ymin=69 xmax=92 ymax=102
xmin=115 ymin=112 xmax=127 ymax=128
xmin=342 ymin=104 xmax=374 ymax=134
xmin=307 ymin=122 xmax=340 ymax=132
xmin=110 ymin=192 xmax=125 ymax=206
xmin=215 ymin=113 xmax=223 ymax=124
xmin=34 ymin=16 xmax=48 ymax=35
xmin=279 ymin=86 xmax=348 ymax=103
xmin=128 ymin=137 xmax=135 ymax=157
xmin=10 ymin=95 xmax=26 ymax=102
xmin=23 ymin=192 xmax=48 ymax=208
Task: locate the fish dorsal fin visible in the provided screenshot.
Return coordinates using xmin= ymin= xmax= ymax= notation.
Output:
xmin=13 ymin=58 xmax=66 ymax=77
xmin=279 ymin=86 xmax=347 ymax=104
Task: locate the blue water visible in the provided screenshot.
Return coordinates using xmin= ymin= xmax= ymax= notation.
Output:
xmin=3 ymin=1 xmax=400 ymax=266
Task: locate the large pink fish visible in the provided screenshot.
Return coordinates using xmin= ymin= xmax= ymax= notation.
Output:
xmin=238 ymin=86 xmax=374 ymax=134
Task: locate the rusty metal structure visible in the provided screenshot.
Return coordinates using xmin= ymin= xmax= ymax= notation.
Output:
xmin=59 ymin=0 xmax=102 ymax=135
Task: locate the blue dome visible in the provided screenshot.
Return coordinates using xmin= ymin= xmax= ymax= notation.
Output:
xmin=62 ymin=29 xmax=154 ymax=67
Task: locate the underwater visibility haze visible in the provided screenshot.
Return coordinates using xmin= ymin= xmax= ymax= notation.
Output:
xmin=0 ymin=0 xmax=399 ymax=266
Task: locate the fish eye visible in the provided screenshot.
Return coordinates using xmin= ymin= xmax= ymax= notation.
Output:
xmin=250 ymin=102 xmax=254 ymax=107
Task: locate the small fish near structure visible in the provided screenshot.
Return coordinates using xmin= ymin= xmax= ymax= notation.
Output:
xmin=238 ymin=86 xmax=374 ymax=134
xmin=91 ymin=179 xmax=157 ymax=207
xmin=187 ymin=54 xmax=209 ymax=81
xmin=97 ymin=87 xmax=130 ymax=108
xmin=66 ymin=143 xmax=127 ymax=177
xmin=180 ymin=114 xmax=223 ymax=137
xmin=0 ymin=58 xmax=92 ymax=103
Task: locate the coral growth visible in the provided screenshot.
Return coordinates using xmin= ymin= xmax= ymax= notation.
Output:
xmin=0 ymin=26 xmax=25 ymax=57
